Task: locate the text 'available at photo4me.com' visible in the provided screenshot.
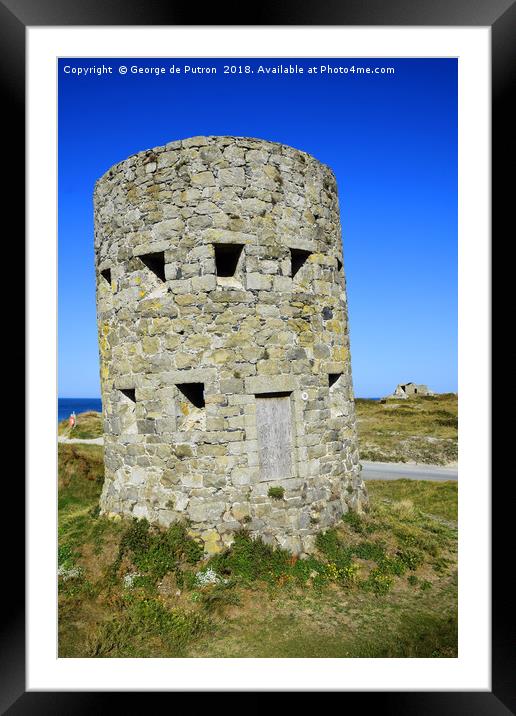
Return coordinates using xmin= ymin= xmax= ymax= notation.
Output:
xmin=62 ymin=61 xmax=397 ymax=79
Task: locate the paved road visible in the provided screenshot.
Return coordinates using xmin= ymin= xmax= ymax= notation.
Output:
xmin=361 ymin=460 xmax=457 ymax=481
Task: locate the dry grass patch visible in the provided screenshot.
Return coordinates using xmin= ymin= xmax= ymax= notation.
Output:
xmin=58 ymin=410 xmax=103 ymax=439
xmin=356 ymin=393 xmax=458 ymax=465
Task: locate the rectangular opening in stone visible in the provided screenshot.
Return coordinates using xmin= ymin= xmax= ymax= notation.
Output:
xmin=213 ymin=243 xmax=244 ymax=277
xmin=100 ymin=268 xmax=111 ymax=284
xmin=328 ymin=373 xmax=343 ymax=388
xmin=139 ymin=251 xmax=166 ymax=281
xmin=255 ymin=392 xmax=293 ymax=481
xmin=176 ymin=382 xmax=205 ymax=409
xmin=336 ymin=258 xmax=343 ymax=272
xmin=119 ymin=389 xmax=137 ymax=433
xmin=290 ymin=248 xmax=311 ymax=278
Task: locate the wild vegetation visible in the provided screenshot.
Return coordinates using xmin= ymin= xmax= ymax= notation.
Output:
xmin=58 ymin=411 xmax=103 ymax=440
xmin=355 ymin=393 xmax=458 ymax=465
xmin=58 ymin=443 xmax=457 ymax=658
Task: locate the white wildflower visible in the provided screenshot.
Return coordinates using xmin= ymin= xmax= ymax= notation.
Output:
xmin=195 ymin=568 xmax=223 ymax=586
xmin=58 ymin=565 xmax=82 ymax=581
xmin=123 ymin=571 xmax=140 ymax=588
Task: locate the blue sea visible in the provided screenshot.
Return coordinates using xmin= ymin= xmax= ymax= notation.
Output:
xmin=58 ymin=397 xmax=102 ymax=422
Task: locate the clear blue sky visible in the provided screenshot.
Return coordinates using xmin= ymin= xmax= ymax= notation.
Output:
xmin=58 ymin=57 xmax=457 ymax=398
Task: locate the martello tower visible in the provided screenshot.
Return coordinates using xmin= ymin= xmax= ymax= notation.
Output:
xmin=94 ymin=135 xmax=367 ymax=555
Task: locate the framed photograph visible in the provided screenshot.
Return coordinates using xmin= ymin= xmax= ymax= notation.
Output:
xmin=6 ymin=0 xmax=508 ymax=708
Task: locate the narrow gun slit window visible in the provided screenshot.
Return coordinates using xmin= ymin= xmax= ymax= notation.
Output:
xmin=336 ymin=258 xmax=343 ymax=272
xmin=328 ymin=373 xmax=343 ymax=388
xmin=213 ymin=243 xmax=244 ymax=277
xmin=139 ymin=251 xmax=166 ymax=281
xmin=290 ymin=248 xmax=311 ymax=278
xmin=176 ymin=383 xmax=205 ymax=409
xmin=101 ymin=268 xmax=111 ymax=284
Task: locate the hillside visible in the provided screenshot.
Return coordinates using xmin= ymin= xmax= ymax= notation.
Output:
xmin=58 ymin=443 xmax=457 ymax=658
xmin=58 ymin=411 xmax=103 ymax=440
xmin=355 ymin=393 xmax=458 ymax=466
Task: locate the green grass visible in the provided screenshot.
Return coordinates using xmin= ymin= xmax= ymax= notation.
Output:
xmin=188 ymin=582 xmax=457 ymax=658
xmin=367 ymin=479 xmax=458 ymax=522
xmin=58 ymin=410 xmax=103 ymax=439
xmin=58 ymin=444 xmax=457 ymax=658
xmin=355 ymin=393 xmax=458 ymax=465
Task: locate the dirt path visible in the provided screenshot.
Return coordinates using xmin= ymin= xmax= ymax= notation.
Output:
xmin=58 ymin=436 xmax=104 ymax=445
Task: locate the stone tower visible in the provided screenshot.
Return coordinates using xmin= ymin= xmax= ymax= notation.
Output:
xmin=94 ymin=135 xmax=367 ymax=555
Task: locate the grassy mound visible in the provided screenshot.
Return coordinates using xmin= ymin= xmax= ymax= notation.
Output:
xmin=58 ymin=444 xmax=457 ymax=658
xmin=58 ymin=411 xmax=103 ymax=439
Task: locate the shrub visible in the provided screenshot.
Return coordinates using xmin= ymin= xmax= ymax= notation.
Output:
xmin=397 ymin=547 xmax=424 ymax=571
xmin=378 ymin=554 xmax=406 ymax=576
xmin=362 ymin=568 xmax=393 ymax=595
xmin=209 ymin=529 xmax=290 ymax=584
xmin=340 ymin=563 xmax=360 ymax=585
xmin=116 ymin=519 xmax=203 ymax=584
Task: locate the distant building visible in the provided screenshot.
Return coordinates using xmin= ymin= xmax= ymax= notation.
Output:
xmin=386 ymin=382 xmax=435 ymax=400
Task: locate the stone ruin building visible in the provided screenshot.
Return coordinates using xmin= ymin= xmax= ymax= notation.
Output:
xmin=94 ymin=135 xmax=367 ymax=555
xmin=387 ymin=382 xmax=435 ymax=400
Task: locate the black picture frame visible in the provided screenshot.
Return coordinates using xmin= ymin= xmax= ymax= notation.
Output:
xmin=5 ymin=0 xmax=510 ymax=710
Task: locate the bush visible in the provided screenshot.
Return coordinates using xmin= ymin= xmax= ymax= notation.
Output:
xmin=362 ymin=568 xmax=394 ymax=595
xmin=378 ymin=554 xmax=406 ymax=576
xmin=397 ymin=547 xmax=424 ymax=571
xmin=209 ymin=529 xmax=291 ymax=584
xmin=116 ymin=519 xmax=203 ymax=584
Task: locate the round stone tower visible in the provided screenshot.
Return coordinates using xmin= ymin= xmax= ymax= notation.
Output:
xmin=94 ymin=135 xmax=367 ymax=555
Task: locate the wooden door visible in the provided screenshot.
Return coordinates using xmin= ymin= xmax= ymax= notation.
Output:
xmin=255 ymin=393 xmax=293 ymax=480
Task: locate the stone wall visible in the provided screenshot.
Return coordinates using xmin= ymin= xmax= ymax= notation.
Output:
xmin=94 ymin=135 xmax=367 ymax=555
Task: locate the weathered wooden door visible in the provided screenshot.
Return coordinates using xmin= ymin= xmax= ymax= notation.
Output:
xmin=255 ymin=393 xmax=293 ymax=480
